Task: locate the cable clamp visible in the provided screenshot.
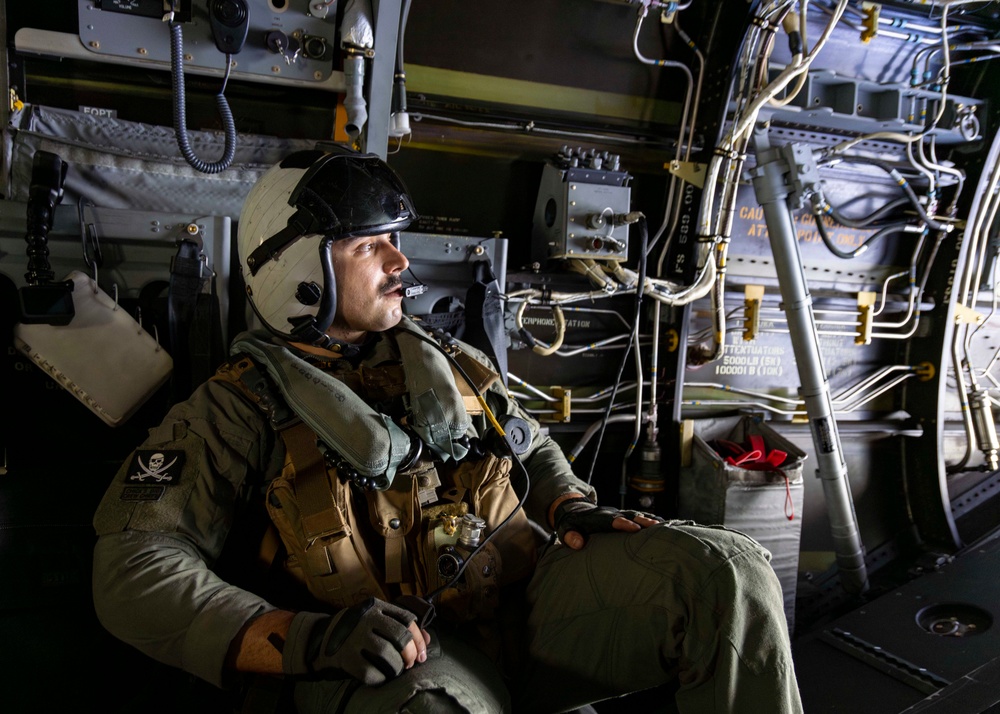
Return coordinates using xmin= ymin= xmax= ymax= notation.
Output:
xmin=713 ymin=147 xmax=743 ymax=161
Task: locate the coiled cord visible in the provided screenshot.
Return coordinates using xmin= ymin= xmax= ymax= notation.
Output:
xmin=169 ymin=22 xmax=237 ymax=174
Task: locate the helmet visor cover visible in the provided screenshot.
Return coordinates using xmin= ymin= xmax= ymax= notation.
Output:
xmin=247 ymin=150 xmax=417 ymax=275
xmin=293 ymin=151 xmax=417 ymax=239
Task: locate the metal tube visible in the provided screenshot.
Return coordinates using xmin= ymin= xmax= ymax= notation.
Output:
xmin=366 ymin=0 xmax=403 ymax=158
xmin=749 ymin=125 xmax=869 ymax=595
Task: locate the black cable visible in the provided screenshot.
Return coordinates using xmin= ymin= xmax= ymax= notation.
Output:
xmin=814 ymin=214 xmax=915 ymax=259
xmin=391 ymin=0 xmax=412 ymax=127
xmin=827 ymin=196 xmax=911 ymax=229
xmin=586 ymin=215 xmax=648 ymax=486
xmin=856 ymin=222 xmax=915 ymax=253
xmin=169 ymin=22 xmax=237 ymax=174
xmin=397 ymin=0 xmax=410 ymax=68
xmin=814 ymin=214 xmax=850 ymax=257
xmin=819 ymin=156 xmax=949 ymax=232
xmin=220 ymin=53 xmax=233 ymax=94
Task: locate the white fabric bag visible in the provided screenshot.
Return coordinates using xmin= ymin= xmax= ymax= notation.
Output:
xmin=13 ymin=270 xmax=173 ymax=427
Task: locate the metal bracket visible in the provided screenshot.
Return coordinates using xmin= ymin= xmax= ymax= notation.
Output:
xmin=856 ymin=291 xmax=876 ymax=345
xmin=861 ymin=2 xmax=881 ymax=43
xmin=666 ymin=160 xmax=707 ymax=188
xmin=743 ymin=284 xmax=765 ymax=341
xmin=541 ymin=386 xmax=572 ymax=423
xmin=954 ymin=304 xmax=985 ymax=325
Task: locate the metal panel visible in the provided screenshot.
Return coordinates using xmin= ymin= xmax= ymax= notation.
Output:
xmin=0 ymin=201 xmax=233 ymax=345
xmin=77 ymin=0 xmax=341 ymax=85
xmin=797 ymin=535 xmax=1000 ymax=713
xmin=397 ymin=231 xmax=506 ymax=317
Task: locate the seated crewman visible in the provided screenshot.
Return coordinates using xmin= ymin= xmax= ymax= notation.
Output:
xmin=92 ymin=145 xmax=803 ymax=713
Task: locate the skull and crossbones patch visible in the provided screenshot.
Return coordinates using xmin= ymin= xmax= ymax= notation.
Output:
xmin=126 ymin=450 xmax=184 ymax=485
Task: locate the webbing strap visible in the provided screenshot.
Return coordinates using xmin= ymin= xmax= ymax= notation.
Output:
xmin=718 ymin=434 xmax=787 ymax=470
xmin=168 ymin=239 xmax=205 ymax=399
xmin=280 ymin=422 xmax=348 ymax=540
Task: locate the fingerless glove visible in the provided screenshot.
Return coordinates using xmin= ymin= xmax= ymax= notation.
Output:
xmin=282 ymin=597 xmax=416 ymax=685
xmin=554 ymin=497 xmax=662 ymax=544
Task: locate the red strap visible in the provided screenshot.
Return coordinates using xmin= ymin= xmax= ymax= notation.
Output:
xmin=765 ymin=448 xmax=787 ymax=468
xmin=723 ymin=435 xmax=788 ymax=471
xmin=725 ymin=448 xmax=763 ymax=467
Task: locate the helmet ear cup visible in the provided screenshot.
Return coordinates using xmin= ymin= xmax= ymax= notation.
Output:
xmin=295 ymin=281 xmax=322 ymax=306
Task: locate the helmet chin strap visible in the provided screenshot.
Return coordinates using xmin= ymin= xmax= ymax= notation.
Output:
xmin=287 ymin=315 xmax=371 ymax=359
xmin=287 ymin=236 xmax=346 ymax=350
xmin=313 ymin=236 xmax=337 ymax=335
xmin=318 ymin=331 xmax=373 ymax=359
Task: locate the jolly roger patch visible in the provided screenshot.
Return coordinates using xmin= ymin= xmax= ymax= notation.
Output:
xmin=125 ymin=450 xmax=185 ymax=486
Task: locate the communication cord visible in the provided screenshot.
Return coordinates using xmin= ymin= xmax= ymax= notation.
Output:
xmin=401 ymin=326 xmax=532 ymax=622
xmin=168 ymin=21 xmax=238 ymax=174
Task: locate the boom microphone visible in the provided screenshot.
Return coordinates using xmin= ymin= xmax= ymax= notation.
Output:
xmin=403 ymin=280 xmax=428 ymax=298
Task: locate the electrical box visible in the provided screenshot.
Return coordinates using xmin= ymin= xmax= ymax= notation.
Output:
xmin=532 ymin=146 xmax=631 ymax=262
xmin=78 ymin=0 xmax=340 ymax=85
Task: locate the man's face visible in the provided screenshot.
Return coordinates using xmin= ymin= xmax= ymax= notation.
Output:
xmin=327 ymin=232 xmax=409 ymax=343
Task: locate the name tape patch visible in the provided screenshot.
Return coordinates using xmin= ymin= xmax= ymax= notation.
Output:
xmin=120 ymin=485 xmax=167 ymax=502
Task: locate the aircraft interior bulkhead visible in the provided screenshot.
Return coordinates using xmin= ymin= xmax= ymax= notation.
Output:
xmin=4 ymin=0 xmax=1000 ymax=712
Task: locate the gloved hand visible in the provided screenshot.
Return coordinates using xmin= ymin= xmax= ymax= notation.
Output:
xmin=282 ymin=597 xmax=418 ymax=685
xmin=554 ymin=497 xmax=664 ymax=547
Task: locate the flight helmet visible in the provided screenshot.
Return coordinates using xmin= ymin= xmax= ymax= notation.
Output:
xmin=238 ymin=146 xmax=417 ymax=347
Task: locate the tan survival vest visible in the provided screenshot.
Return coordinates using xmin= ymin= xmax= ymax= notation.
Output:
xmin=214 ymin=344 xmax=538 ymax=623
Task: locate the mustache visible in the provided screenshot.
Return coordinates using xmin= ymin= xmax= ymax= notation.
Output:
xmin=381 ymin=275 xmax=403 ymax=294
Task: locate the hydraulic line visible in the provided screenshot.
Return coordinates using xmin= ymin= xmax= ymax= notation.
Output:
xmin=814 ymin=217 xmax=916 ymax=259
xmin=815 ymin=157 xmax=950 ymax=233
xmin=676 ymin=0 xmax=847 ymax=360
xmin=947 ymin=128 xmax=1000 ymax=471
xmin=586 ymin=216 xmax=650 ymax=486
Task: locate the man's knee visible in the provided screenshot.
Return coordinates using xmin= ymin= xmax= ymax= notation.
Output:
xmin=637 ymin=523 xmax=787 ymax=635
xmin=674 ymin=524 xmax=785 ymax=616
xmin=629 ymin=521 xmax=774 ymax=585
